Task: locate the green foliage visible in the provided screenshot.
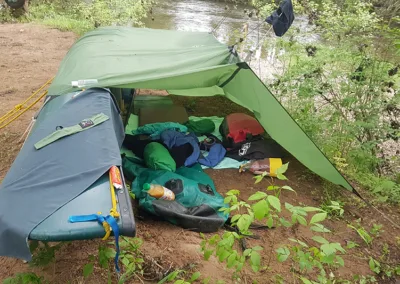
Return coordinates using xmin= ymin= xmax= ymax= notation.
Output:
xmin=370 ymin=224 xmax=384 ymax=237
xmin=3 ymin=272 xmax=47 ymax=284
xmin=30 ymin=242 xmax=63 ymax=267
xmin=348 ymin=223 xmax=373 ymax=246
xmin=19 ymin=0 xmax=153 ymax=35
xmin=158 ymin=270 xmax=201 ymax=284
xmin=320 ymin=201 xmax=344 ymax=219
xmin=83 ymin=237 xmax=144 ymax=283
xmin=254 ymin=0 xmax=400 ymax=204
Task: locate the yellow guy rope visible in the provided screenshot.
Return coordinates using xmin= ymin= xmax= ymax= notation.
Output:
xmin=0 ymin=77 xmax=54 ymax=130
xmin=102 ymin=169 xmax=121 ymax=240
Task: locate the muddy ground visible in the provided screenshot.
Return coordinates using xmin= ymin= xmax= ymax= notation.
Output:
xmin=0 ymin=24 xmax=399 ymax=284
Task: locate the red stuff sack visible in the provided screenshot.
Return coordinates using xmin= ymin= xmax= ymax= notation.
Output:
xmin=219 ymin=113 xmax=264 ymax=148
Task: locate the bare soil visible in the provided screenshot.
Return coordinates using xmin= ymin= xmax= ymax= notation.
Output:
xmin=0 ymin=24 xmax=399 ymax=284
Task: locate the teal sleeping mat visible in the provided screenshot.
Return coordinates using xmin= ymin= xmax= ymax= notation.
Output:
xmin=25 ymin=90 xmax=136 ymax=242
xmin=29 ymin=172 xmax=135 ymax=241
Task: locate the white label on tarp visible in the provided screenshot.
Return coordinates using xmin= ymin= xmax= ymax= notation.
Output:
xmin=71 ymin=79 xmax=98 ymax=88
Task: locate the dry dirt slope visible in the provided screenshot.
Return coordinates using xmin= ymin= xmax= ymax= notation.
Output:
xmin=0 ymin=23 xmax=399 ymax=284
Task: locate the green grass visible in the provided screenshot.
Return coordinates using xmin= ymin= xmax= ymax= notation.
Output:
xmin=36 ymin=16 xmax=93 ymax=35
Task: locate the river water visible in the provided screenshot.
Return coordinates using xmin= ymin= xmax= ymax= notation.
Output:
xmin=143 ymin=0 xmax=319 ymax=81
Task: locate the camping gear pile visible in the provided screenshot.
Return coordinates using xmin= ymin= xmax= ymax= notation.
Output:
xmin=0 ymin=24 xmax=357 ymax=268
xmin=122 ymin=108 xmax=285 ymax=232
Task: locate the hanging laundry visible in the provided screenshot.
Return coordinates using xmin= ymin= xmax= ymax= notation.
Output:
xmin=265 ymin=0 xmax=295 ymax=37
xmin=132 ymin=122 xmax=187 ymax=139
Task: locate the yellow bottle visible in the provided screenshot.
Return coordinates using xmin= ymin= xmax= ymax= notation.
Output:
xmin=143 ymin=183 xmax=175 ymax=200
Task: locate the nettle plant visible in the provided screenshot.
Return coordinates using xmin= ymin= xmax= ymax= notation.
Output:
xmin=200 ymin=163 xmax=346 ymax=282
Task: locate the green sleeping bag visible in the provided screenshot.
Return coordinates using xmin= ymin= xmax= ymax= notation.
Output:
xmin=143 ymin=142 xmax=176 ymax=172
xmin=122 ymin=157 xmax=228 ymax=232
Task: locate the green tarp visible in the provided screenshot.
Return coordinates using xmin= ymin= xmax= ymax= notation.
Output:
xmin=48 ymin=26 xmax=353 ymax=192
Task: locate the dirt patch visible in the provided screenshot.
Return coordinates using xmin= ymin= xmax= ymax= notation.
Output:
xmin=0 ymin=23 xmax=76 ymax=180
xmin=0 ymin=23 xmax=399 ymax=284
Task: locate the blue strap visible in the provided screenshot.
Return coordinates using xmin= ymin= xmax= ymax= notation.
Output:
xmin=105 ymin=215 xmax=120 ymax=272
xmin=69 ymin=214 xmax=120 ymax=272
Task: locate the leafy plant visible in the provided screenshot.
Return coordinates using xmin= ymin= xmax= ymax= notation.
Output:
xmin=370 ymin=224 xmax=384 ymax=237
xmin=201 ymin=163 xmax=295 ymax=274
xmin=3 ymin=272 xmax=46 ymax=284
xmin=84 ymin=237 xmax=144 ymax=283
xmin=321 ymin=200 xmax=344 ymax=219
xmin=158 ymin=270 xmax=201 ymax=284
xmin=348 ymin=223 xmax=373 ymax=246
xmin=29 ymin=241 xmax=63 ymax=267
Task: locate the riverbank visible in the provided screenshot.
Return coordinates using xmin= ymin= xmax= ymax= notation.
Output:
xmin=1 ymin=23 xmax=400 ymax=283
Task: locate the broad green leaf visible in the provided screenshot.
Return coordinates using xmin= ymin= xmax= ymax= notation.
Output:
xmin=83 ymin=263 xmax=94 ymax=278
xmin=281 ymin=185 xmax=295 ymax=192
xmin=204 ymin=249 xmax=213 ymax=260
xmin=346 ymin=241 xmax=358 ymax=249
xmin=237 ymin=214 xmax=253 ymax=233
xmin=190 ymin=272 xmax=201 ymax=282
xmin=104 ymin=247 xmax=116 ymax=259
xmin=303 ymin=206 xmax=324 ymax=212
xmin=310 ymin=223 xmax=331 ymax=233
xmin=218 ymin=249 xmax=230 ymax=262
xmin=267 ymin=195 xmax=281 ymax=212
xmin=276 ymin=163 xmax=289 ymax=174
xmin=121 ymin=257 xmax=130 ymax=267
xmin=248 ymin=191 xmax=268 ymax=201
xmin=300 ymin=277 xmax=313 ymax=284
xmin=285 ymin=203 xmax=293 ymax=210
xmin=251 ymin=265 xmax=260 ymax=272
xmin=254 ymin=175 xmax=264 ymax=184
xmin=312 ymin=236 xmax=329 ymax=245
xmin=336 ymin=255 xmax=345 ymax=267
xmin=174 ymin=280 xmax=185 ymax=284
xmin=277 ymin=173 xmax=288 ymax=180
xmin=279 ymin=217 xmax=292 ymax=227
xmin=296 ymin=215 xmax=307 ymax=226
xmin=252 ymin=199 xmax=268 ymax=220
xmin=167 ymin=270 xmax=181 ymax=281
xmin=310 ymin=212 xmax=327 ymax=224
xmin=236 ymin=262 xmax=244 ymax=272
xmin=331 ymin=243 xmax=346 ymax=253
xmin=276 ymin=247 xmax=290 ymax=262
xmin=227 ymin=253 xmax=236 ymax=268
xmin=252 ymin=246 xmax=263 ymax=251
xmin=230 ymin=214 xmax=241 ymax=223
xmin=224 ymin=196 xmax=232 ymax=204
xmin=243 ymin=249 xmax=252 ymax=257
xmin=267 ymin=185 xmax=280 ymax=191
xmin=226 ymin=189 xmax=240 ymax=196
xmin=368 ymin=257 xmax=381 ymax=274
xmin=250 ymin=251 xmax=261 ymax=267
xmin=266 ymin=216 xmax=274 ymax=228
xmin=321 ymin=243 xmax=336 ymax=256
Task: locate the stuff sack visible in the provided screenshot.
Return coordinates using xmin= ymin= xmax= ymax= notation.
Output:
xmin=219 ymin=113 xmax=264 ymax=148
xmin=122 ymin=157 xmax=228 ymax=232
xmin=226 ymin=138 xmax=285 ymax=161
xmin=143 ymin=142 xmax=176 ymax=172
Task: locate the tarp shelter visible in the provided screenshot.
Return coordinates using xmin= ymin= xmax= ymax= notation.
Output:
xmin=49 ymin=26 xmax=353 ymax=192
xmin=0 ymin=26 xmax=354 ymax=261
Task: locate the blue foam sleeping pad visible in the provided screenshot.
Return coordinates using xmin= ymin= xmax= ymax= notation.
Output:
xmin=26 ymin=91 xmax=136 ymax=242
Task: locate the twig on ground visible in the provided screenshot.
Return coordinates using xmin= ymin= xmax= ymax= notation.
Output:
xmin=134 ymin=273 xmax=145 ymax=284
